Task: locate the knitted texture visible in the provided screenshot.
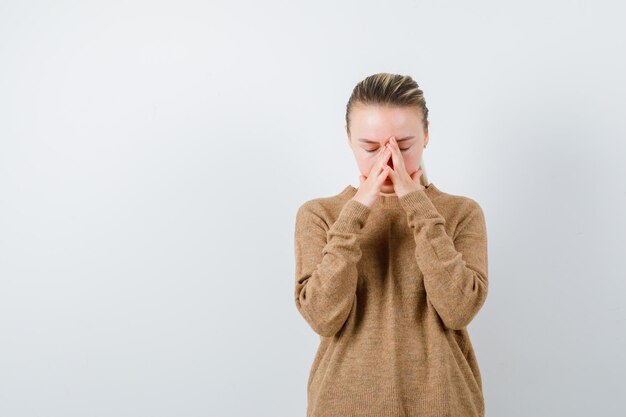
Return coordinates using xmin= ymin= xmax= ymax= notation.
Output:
xmin=294 ymin=182 xmax=488 ymax=417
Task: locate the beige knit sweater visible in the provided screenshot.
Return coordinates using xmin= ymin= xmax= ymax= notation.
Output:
xmin=293 ymin=182 xmax=489 ymax=417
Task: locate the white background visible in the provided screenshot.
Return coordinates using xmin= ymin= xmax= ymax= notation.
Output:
xmin=1 ymin=1 xmax=625 ymax=416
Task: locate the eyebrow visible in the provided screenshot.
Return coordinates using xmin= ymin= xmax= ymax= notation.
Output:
xmin=358 ymin=136 xmax=415 ymax=144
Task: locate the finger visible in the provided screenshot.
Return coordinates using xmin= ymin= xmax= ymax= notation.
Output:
xmin=367 ymin=149 xmax=384 ymax=177
xmin=387 ymin=137 xmax=407 ymax=175
xmin=377 ymin=165 xmax=390 ymax=187
xmin=377 ymin=147 xmax=392 ymax=171
xmin=369 ymin=147 xmax=392 ymax=177
xmin=410 ymin=169 xmax=423 ymax=182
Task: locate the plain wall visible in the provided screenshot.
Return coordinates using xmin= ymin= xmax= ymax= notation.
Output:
xmin=1 ymin=0 xmax=625 ymax=416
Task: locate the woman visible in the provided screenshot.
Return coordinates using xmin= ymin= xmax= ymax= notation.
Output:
xmin=294 ymin=73 xmax=489 ymax=417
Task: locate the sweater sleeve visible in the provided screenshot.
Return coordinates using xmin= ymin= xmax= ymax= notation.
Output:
xmin=294 ymin=199 xmax=371 ymax=337
xmin=399 ymin=189 xmax=489 ymax=330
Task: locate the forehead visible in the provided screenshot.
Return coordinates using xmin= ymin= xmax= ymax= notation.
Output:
xmin=350 ymin=104 xmax=423 ymax=135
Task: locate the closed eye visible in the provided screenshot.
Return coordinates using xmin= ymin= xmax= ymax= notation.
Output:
xmin=365 ymin=147 xmax=411 ymax=153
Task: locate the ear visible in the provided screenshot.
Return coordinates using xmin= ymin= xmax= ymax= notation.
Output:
xmin=423 ymin=131 xmax=429 ymax=148
xmin=345 ymin=125 xmax=351 ymax=147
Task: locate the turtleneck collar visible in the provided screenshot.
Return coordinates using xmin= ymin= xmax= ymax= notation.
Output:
xmin=339 ymin=182 xmax=442 ymax=210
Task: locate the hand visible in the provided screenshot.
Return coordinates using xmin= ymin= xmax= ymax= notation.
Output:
xmin=383 ymin=136 xmax=425 ymax=197
xmin=351 ymin=145 xmax=393 ymax=208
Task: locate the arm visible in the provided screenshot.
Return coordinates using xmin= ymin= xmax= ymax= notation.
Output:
xmin=399 ymin=190 xmax=489 ymax=330
xmin=294 ymin=199 xmax=371 ymax=337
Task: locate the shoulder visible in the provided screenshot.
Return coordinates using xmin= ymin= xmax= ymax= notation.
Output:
xmin=433 ymin=187 xmax=484 ymax=217
xmin=295 ymin=189 xmax=349 ymax=229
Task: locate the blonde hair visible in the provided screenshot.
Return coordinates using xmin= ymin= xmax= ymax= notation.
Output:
xmin=345 ymin=72 xmax=430 ymax=187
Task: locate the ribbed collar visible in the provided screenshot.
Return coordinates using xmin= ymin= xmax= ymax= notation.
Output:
xmin=339 ymin=182 xmax=442 ymax=210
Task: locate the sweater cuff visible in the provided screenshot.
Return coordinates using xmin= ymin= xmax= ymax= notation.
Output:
xmin=399 ymin=189 xmax=439 ymax=218
xmin=329 ymin=199 xmax=371 ymax=234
